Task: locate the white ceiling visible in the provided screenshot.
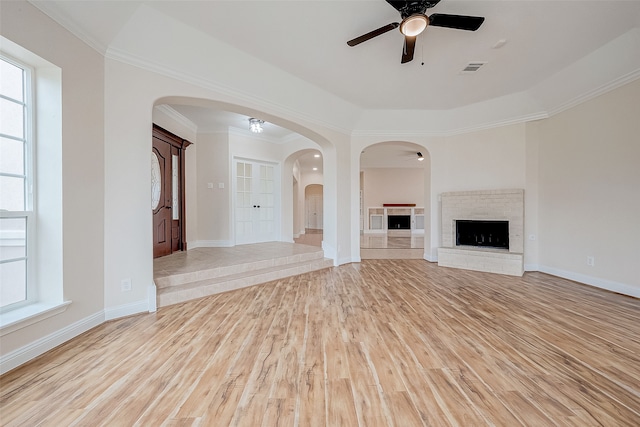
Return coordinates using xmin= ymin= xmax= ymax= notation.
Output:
xmin=29 ymin=0 xmax=640 ymax=166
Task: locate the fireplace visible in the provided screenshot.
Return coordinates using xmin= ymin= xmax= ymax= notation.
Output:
xmin=456 ymin=220 xmax=509 ymax=249
xmin=388 ymin=215 xmax=410 ymax=230
xmin=438 ymin=189 xmax=524 ymax=276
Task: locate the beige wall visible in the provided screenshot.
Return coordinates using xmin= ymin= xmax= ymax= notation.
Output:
xmin=531 ymin=78 xmax=640 ymax=293
xmin=1 ymin=1 xmax=105 ymax=356
xmin=194 ymin=132 xmax=231 ymax=245
xmin=362 ymin=168 xmax=425 ymax=225
xmin=426 ymin=124 xmax=528 ymax=259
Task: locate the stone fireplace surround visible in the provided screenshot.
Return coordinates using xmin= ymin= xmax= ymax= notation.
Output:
xmin=438 ymin=189 xmax=524 ymax=276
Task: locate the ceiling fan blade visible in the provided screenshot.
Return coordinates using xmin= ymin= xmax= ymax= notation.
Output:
xmin=347 ymin=22 xmax=399 ymax=46
xmin=428 ymin=13 xmax=485 ymax=31
xmin=401 ymin=35 xmax=416 ymax=64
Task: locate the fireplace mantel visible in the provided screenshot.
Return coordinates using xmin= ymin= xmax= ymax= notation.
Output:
xmin=438 ymin=189 xmax=524 ymax=276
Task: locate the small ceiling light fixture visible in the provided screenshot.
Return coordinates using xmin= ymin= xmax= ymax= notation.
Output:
xmin=400 ymin=14 xmax=429 ymax=37
xmin=314 ymin=153 xmax=320 ymax=158
xmin=248 ymin=118 xmax=264 ymax=133
xmin=313 ymin=167 xmax=318 ymax=171
xmin=417 ymin=152 xmax=424 ymax=161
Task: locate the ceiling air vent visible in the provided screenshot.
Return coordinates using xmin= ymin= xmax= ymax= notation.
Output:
xmin=461 ymin=62 xmax=486 ymax=73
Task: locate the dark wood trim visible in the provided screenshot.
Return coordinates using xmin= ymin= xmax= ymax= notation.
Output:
xmin=152 ymin=124 xmax=192 ymax=150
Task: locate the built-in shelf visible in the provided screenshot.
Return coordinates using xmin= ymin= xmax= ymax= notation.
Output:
xmin=366 ymin=206 xmax=425 ymax=234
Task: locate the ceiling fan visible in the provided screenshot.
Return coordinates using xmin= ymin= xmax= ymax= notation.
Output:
xmin=347 ymin=0 xmax=485 ymax=64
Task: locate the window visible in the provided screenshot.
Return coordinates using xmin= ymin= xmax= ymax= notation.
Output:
xmin=0 ymin=39 xmax=66 ymax=339
xmin=0 ymin=55 xmax=33 ymax=311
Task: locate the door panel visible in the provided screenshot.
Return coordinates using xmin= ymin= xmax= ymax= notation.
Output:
xmin=152 ymin=142 xmax=172 ymax=258
xmin=235 ymin=160 xmax=278 ymax=244
xmin=305 ymin=187 xmax=323 ymax=230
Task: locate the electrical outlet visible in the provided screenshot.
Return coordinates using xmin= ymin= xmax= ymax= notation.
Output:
xmin=586 ymin=256 xmax=595 ymax=267
xmin=121 ymin=278 xmax=132 ymax=292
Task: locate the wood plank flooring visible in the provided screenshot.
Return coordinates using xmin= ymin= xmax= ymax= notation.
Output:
xmin=2 ymin=260 xmax=640 ymax=426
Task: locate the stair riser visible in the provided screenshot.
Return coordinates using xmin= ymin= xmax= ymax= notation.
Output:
xmin=158 ymin=260 xmax=333 ymax=307
xmin=155 ymin=251 xmax=325 ymax=289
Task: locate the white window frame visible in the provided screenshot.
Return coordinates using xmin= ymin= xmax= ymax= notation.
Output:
xmin=0 ymin=39 xmax=68 ymax=347
xmin=0 ymin=54 xmax=36 ymax=313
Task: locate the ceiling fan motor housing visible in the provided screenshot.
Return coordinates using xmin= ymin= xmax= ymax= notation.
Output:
xmin=396 ymin=0 xmax=438 ymax=18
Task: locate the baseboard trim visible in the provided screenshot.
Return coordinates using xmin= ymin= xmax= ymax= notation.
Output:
xmin=0 ymin=310 xmax=105 ymax=375
xmin=538 ymin=265 xmax=639 ymax=299
xmin=524 ymin=263 xmax=539 ymax=272
xmin=189 ymin=240 xmax=234 ymax=248
xmin=424 ymin=253 xmax=438 ymax=263
xmin=104 ymin=299 xmax=150 ymax=321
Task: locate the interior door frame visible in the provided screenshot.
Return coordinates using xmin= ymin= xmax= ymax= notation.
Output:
xmin=152 ymin=124 xmax=191 ymax=257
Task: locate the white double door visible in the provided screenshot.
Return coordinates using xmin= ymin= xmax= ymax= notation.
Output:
xmin=235 ymin=159 xmax=279 ymax=244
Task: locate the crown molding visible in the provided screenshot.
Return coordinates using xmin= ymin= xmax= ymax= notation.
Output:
xmin=105 ymin=46 xmax=352 ymax=137
xmin=29 ymin=0 xmax=107 ymax=54
xmin=351 ymin=111 xmax=549 ymax=139
xmin=154 ymin=105 xmax=198 ymax=134
xmin=545 ymin=68 xmax=640 ymax=117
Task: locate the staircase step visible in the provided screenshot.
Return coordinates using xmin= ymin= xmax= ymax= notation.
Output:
xmin=154 ymin=249 xmax=325 ymax=289
xmin=157 ymin=257 xmax=333 ymax=307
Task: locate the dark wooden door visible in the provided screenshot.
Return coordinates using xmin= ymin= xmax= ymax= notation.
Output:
xmin=152 ymin=125 xmax=191 ymax=259
xmin=152 ymin=137 xmax=173 ymax=258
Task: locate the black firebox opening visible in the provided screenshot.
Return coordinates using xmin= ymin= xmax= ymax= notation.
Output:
xmin=388 ymin=215 xmax=411 ymax=230
xmin=456 ymin=220 xmax=509 ymax=249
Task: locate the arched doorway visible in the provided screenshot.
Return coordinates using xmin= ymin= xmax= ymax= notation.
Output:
xmin=359 ymin=141 xmax=430 ymax=259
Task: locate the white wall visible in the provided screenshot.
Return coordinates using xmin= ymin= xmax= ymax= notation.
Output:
xmin=531 ymin=79 xmax=640 ymax=294
xmin=1 ymin=1 xmax=105 ymax=360
xmin=362 ymin=168 xmax=425 ymax=228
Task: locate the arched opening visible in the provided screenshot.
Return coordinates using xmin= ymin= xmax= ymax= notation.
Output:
xmin=285 ymin=149 xmax=324 ymax=248
xmin=150 ymin=96 xmax=335 ymax=258
xmin=359 ymin=141 xmax=431 ymax=259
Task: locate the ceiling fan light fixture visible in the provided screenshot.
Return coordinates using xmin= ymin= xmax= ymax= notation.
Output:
xmin=400 ymin=14 xmax=429 ymax=37
xmin=248 ymin=118 xmax=264 ymax=133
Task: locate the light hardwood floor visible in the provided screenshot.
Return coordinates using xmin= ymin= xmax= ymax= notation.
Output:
xmin=2 ymin=260 xmax=640 ymax=426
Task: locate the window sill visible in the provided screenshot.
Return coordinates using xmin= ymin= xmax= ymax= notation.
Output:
xmin=0 ymin=301 xmax=72 ymax=337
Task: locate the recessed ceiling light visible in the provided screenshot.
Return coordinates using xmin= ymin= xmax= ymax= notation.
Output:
xmin=314 ymin=154 xmax=320 ymax=158
xmin=313 ymin=167 xmax=318 ymax=171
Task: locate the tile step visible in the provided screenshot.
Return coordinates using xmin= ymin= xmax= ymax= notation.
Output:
xmin=157 ymin=257 xmax=333 ymax=308
xmin=154 ymin=249 xmax=325 ymax=289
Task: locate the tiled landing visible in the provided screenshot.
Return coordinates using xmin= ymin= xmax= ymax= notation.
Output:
xmin=360 ymin=234 xmax=425 ymax=259
xmin=154 ymin=242 xmax=333 ymax=307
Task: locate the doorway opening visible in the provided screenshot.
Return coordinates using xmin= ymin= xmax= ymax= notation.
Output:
xmin=152 ymin=125 xmax=191 ymax=258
